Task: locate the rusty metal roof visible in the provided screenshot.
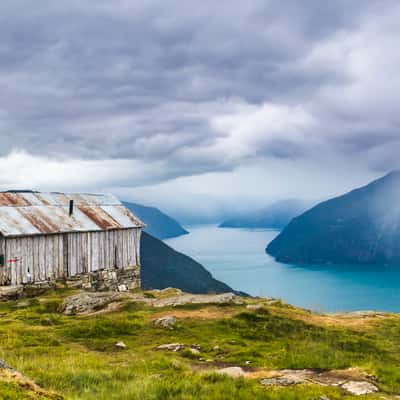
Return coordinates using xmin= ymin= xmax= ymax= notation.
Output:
xmin=0 ymin=192 xmax=145 ymax=237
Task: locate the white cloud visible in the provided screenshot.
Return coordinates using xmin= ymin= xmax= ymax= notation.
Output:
xmin=0 ymin=150 xmax=177 ymax=191
xmin=210 ymin=102 xmax=317 ymax=160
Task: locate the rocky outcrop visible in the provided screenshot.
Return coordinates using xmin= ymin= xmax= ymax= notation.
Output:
xmin=60 ymin=290 xmax=243 ymax=316
xmin=257 ymin=369 xmax=379 ymax=395
xmin=60 ymin=292 xmax=130 ymax=315
xmin=143 ymin=292 xmax=243 ymax=308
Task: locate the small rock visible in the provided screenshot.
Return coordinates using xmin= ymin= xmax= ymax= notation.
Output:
xmin=115 ymin=341 xmax=126 ymax=349
xmin=246 ymin=304 xmax=264 ymax=310
xmin=189 ymin=348 xmax=200 ymax=355
xmin=153 ymin=316 xmax=177 ymax=329
xmin=213 ymin=345 xmax=220 ymax=351
xmin=341 ymin=381 xmax=378 ymax=395
xmin=156 ymin=343 xmax=185 ymax=352
xmin=81 ymin=282 xmax=92 ymax=290
xmin=0 ymin=359 xmax=15 ymax=371
xmin=319 ymin=396 xmax=330 ymax=400
xmin=16 ymin=300 xmax=29 ymax=308
xmin=191 ymin=344 xmax=201 ymax=350
xmin=217 ymin=367 xmax=246 ymax=378
xmin=245 ymin=360 xmax=252 ymax=365
xmin=118 ymin=284 xmax=128 ymax=292
xmin=0 ymin=286 xmax=23 ymax=300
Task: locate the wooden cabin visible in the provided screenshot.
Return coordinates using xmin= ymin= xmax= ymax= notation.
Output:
xmin=0 ymin=191 xmax=145 ymax=286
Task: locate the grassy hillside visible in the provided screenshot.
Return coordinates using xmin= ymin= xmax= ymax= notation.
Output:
xmin=1 ymin=289 xmax=400 ymax=399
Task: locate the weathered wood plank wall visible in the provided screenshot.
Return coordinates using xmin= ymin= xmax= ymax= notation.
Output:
xmin=0 ymin=228 xmax=141 ymax=286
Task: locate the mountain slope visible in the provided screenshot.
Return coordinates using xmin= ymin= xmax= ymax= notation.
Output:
xmin=123 ymin=201 xmax=188 ymax=239
xmin=140 ymin=232 xmax=234 ymax=293
xmin=266 ymin=172 xmax=400 ymax=265
xmin=219 ymin=199 xmax=308 ymax=229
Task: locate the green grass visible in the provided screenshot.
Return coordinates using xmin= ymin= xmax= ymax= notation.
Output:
xmin=0 ymin=291 xmax=398 ymax=399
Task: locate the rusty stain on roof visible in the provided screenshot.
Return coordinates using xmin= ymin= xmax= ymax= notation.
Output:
xmin=0 ymin=191 xmax=145 ymax=237
xmin=78 ymin=206 xmax=122 ymax=230
xmin=18 ymin=207 xmax=62 ymax=234
xmin=0 ymin=193 xmax=31 ymax=206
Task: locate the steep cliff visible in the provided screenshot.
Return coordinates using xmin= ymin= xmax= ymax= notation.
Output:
xmin=267 ymin=172 xmax=400 ymax=265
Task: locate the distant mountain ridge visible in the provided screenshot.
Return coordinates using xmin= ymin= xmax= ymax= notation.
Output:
xmin=267 ymin=171 xmax=400 ymax=265
xmin=123 ymin=201 xmax=188 ymax=239
xmin=140 ymin=232 xmax=234 ymax=294
xmin=123 ymin=201 xmax=233 ymax=293
xmin=219 ymin=199 xmax=309 ymax=229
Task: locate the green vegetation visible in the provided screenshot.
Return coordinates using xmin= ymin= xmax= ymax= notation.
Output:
xmin=0 ymin=290 xmax=400 ymax=399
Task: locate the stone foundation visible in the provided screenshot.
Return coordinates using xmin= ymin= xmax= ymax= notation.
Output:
xmin=64 ymin=266 xmax=141 ymax=292
xmin=0 ymin=266 xmax=141 ymax=300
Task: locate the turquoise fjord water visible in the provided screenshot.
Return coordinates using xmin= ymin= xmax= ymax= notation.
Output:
xmin=166 ymin=225 xmax=400 ymax=313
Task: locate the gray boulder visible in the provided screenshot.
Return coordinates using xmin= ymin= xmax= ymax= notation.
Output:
xmin=156 ymin=343 xmax=185 ymax=352
xmin=341 ymin=381 xmax=378 ymax=395
xmin=60 ymin=292 xmax=128 ymax=315
xmin=153 ymin=316 xmax=177 ymax=329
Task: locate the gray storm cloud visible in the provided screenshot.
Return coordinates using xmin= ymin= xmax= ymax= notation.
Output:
xmin=0 ymin=0 xmax=398 ymax=218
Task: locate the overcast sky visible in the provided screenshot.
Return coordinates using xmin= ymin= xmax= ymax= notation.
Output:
xmin=0 ymin=1 xmax=398 ymax=221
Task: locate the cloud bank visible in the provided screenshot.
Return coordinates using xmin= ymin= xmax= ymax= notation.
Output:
xmin=0 ymin=1 xmax=398 ymax=218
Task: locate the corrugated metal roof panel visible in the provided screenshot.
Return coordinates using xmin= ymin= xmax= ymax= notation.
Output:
xmin=20 ymin=192 xmax=44 ymax=206
xmin=34 ymin=193 xmax=59 ymax=205
xmin=65 ymin=207 xmax=103 ymax=231
xmin=0 ymin=207 xmax=41 ymax=236
xmin=0 ymin=191 xmax=145 ymax=237
xmin=0 ymin=193 xmax=31 ymax=206
xmin=79 ymin=193 xmax=121 ymax=206
xmin=78 ymin=206 xmax=122 ymax=230
xmin=101 ymin=205 xmax=141 ymax=228
xmin=53 ymin=193 xmax=71 ymax=206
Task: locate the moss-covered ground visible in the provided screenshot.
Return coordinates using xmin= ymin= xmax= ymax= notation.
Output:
xmin=1 ymin=289 xmax=400 ymax=399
